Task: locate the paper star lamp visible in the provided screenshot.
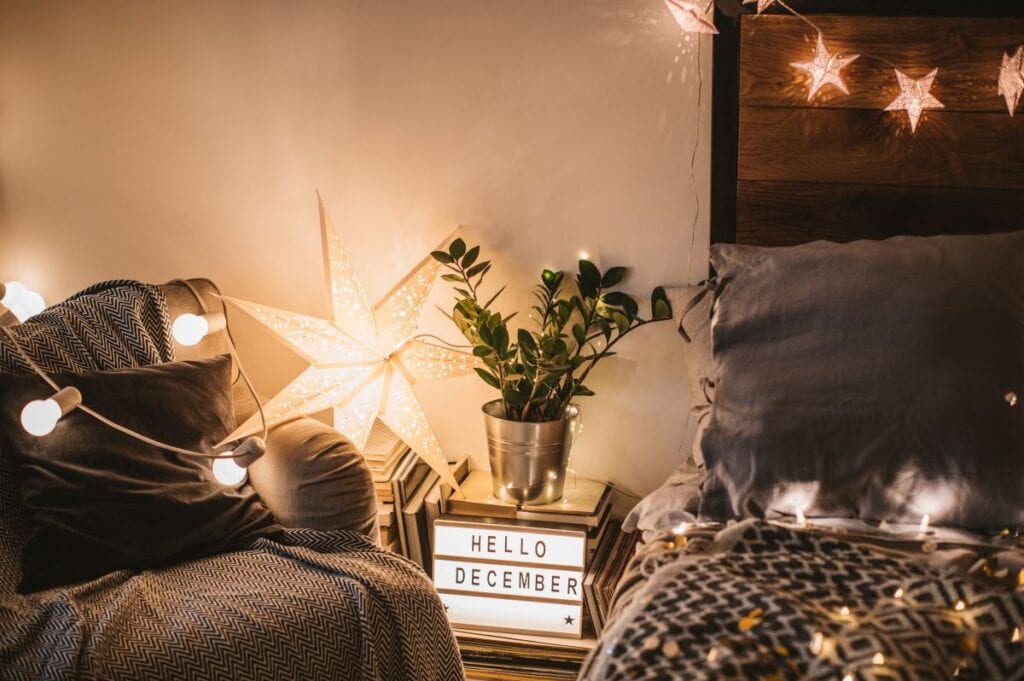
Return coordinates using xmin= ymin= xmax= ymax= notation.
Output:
xmin=742 ymin=0 xmax=776 ymax=13
xmin=885 ymin=68 xmax=944 ymax=133
xmin=222 ymin=196 xmax=476 ymax=491
xmin=790 ymin=33 xmax=859 ymax=100
xmin=664 ymin=0 xmax=718 ymax=34
xmin=999 ymin=46 xmax=1024 ymax=116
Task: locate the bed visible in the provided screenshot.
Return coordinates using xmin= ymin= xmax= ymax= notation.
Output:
xmin=582 ymin=2 xmax=1024 ymax=678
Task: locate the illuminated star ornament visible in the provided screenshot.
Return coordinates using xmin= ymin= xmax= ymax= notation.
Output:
xmin=885 ymin=68 xmax=944 ymax=133
xmin=663 ymin=0 xmax=718 ymax=34
xmin=998 ymin=45 xmax=1024 ymax=116
xmin=223 ymin=196 xmax=476 ymax=491
xmin=742 ymin=0 xmax=776 ymax=13
xmin=790 ymin=33 xmax=859 ymax=100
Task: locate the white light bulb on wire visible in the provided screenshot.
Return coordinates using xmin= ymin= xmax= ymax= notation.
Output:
xmin=20 ymin=387 xmax=82 ymax=436
xmin=1 ymin=281 xmax=47 ymax=323
xmin=213 ymin=457 xmax=248 ymax=485
xmin=172 ymin=312 xmax=225 ymax=346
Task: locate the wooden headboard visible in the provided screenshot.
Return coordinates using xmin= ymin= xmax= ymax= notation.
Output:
xmin=710 ymin=0 xmax=1024 ymax=246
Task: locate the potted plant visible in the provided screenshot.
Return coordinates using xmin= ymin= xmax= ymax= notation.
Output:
xmin=431 ymin=238 xmax=673 ymax=505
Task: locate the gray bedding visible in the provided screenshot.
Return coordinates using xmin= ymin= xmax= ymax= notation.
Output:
xmin=1 ymin=529 xmax=462 ymax=680
xmin=581 ymin=521 xmax=1024 ymax=679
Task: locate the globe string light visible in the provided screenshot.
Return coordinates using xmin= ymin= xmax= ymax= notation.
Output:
xmin=665 ymin=0 xmax=1014 ymax=133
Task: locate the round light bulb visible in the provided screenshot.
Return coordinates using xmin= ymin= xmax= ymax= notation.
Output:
xmin=1 ymin=281 xmax=27 ymax=307
xmin=212 ymin=456 xmax=247 ymax=486
xmin=20 ymin=291 xmax=45 ymax=319
xmin=21 ymin=398 xmax=62 ymax=436
xmin=172 ymin=313 xmax=210 ymax=346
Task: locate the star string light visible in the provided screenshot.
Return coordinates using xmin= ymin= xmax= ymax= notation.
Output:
xmin=790 ymin=33 xmax=859 ymax=100
xmin=998 ymin=46 xmax=1024 ymax=116
xmin=663 ymin=0 xmax=718 ymax=34
xmin=222 ymin=195 xmax=476 ymax=491
xmin=742 ymin=0 xmax=777 ymax=13
xmin=885 ymin=68 xmax=944 ymax=133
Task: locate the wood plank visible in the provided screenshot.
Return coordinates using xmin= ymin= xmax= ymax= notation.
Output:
xmin=740 ymin=15 xmax=1024 ymax=112
xmin=736 ymin=180 xmax=1024 ymax=246
xmin=738 ymin=106 xmax=1024 ymax=190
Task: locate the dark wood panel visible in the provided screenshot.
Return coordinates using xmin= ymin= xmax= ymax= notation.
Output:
xmin=736 ymin=180 xmax=1024 ymax=246
xmin=740 ymin=15 xmax=1024 ymax=112
xmin=738 ymin=106 xmax=1024 ymax=190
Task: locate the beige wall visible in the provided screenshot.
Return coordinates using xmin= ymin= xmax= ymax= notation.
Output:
xmin=0 ymin=0 xmax=710 ymax=496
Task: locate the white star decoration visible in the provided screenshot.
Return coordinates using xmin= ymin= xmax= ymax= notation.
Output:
xmin=222 ymin=196 xmax=475 ymax=491
xmin=742 ymin=0 xmax=776 ymax=13
xmin=790 ymin=33 xmax=859 ymax=101
xmin=885 ymin=68 xmax=944 ymax=133
xmin=663 ymin=0 xmax=718 ymax=34
xmin=999 ymin=46 xmax=1024 ymax=116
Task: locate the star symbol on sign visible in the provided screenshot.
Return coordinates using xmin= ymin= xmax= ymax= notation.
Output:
xmin=885 ymin=68 xmax=944 ymax=133
xmin=742 ymin=0 xmax=776 ymax=13
xmin=790 ymin=33 xmax=859 ymax=101
xmin=663 ymin=0 xmax=718 ymax=34
xmin=564 ymin=615 xmax=575 ymax=625
xmin=999 ymin=46 xmax=1024 ymax=116
xmin=221 ymin=194 xmax=476 ymax=492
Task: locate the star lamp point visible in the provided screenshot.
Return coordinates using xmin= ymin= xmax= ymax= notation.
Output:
xmin=998 ymin=45 xmax=1024 ymax=117
xmin=663 ymin=0 xmax=718 ymax=35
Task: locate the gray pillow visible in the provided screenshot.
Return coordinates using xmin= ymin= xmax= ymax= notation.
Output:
xmin=699 ymin=231 xmax=1024 ymax=530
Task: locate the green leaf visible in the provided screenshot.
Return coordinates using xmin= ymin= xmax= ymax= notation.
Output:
xmin=577 ymin=259 xmax=601 ymax=298
xmin=462 ymin=245 xmax=480 ymax=268
xmin=573 ymin=385 xmax=596 ymax=397
xmin=466 ymin=261 xmax=489 ymax=278
xmin=478 ymin=323 xmax=494 ymax=347
xmin=517 ymin=328 xmax=537 ymax=352
xmin=651 ymin=286 xmax=673 ymax=321
xmin=475 ymin=368 xmax=501 ymax=389
xmin=493 ymin=325 xmax=510 ymax=354
xmin=601 ymin=266 xmax=626 ymax=288
xmin=431 ymin=250 xmax=455 ymax=264
xmin=608 ymin=310 xmax=630 ymax=333
xmin=603 ymin=291 xmax=639 ymax=318
xmin=441 ymin=273 xmax=463 ymax=283
xmin=472 ymin=346 xmax=492 ymax=358
xmin=449 ymin=238 xmax=466 ymax=259
xmin=483 ymin=285 xmax=506 ymax=308
xmin=572 ymin=323 xmax=586 ymax=346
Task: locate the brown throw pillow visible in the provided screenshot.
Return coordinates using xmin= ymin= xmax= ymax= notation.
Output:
xmin=0 ymin=355 xmax=283 ymax=593
xmin=699 ymin=231 xmax=1024 ymax=530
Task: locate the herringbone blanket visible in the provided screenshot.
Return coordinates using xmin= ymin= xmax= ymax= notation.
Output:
xmin=1 ymin=529 xmax=462 ymax=681
xmin=582 ymin=522 xmax=1024 ymax=680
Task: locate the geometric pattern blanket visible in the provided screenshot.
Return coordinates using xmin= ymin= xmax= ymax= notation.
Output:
xmin=0 ymin=529 xmax=464 ymax=681
xmin=581 ymin=522 xmax=1024 ymax=680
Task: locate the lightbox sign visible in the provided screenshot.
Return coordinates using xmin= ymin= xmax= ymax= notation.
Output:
xmin=433 ymin=518 xmax=587 ymax=637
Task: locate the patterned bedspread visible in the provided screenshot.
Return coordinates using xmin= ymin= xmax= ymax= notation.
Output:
xmin=0 ymin=529 xmax=463 ymax=681
xmin=582 ymin=521 xmax=1024 ymax=680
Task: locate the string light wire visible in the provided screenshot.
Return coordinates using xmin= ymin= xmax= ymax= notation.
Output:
xmin=0 ymin=281 xmax=268 ymax=461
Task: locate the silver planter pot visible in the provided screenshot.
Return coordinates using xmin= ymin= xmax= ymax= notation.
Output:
xmin=482 ymin=400 xmax=579 ymax=505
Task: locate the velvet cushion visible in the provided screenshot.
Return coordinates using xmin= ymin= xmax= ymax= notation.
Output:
xmin=699 ymin=231 xmax=1024 ymax=529
xmin=248 ymin=417 xmax=378 ymax=538
xmin=0 ymin=355 xmax=283 ymax=593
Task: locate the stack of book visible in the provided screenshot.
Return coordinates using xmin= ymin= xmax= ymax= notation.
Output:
xmin=364 ymin=421 xmax=470 ymax=570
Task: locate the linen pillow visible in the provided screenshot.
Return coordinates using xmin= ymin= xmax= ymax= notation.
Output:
xmin=0 ymin=355 xmax=283 ymax=593
xmin=698 ymin=231 xmax=1024 ymax=530
xmin=671 ymin=283 xmax=715 ymax=468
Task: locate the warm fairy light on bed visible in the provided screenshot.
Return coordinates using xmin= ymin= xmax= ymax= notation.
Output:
xmin=795 ymin=506 xmax=807 ymax=527
xmin=1013 ymin=627 xmax=1021 ymax=643
xmin=893 ymin=587 xmax=904 ymax=599
xmin=954 ymin=599 xmax=966 ymax=612
xmin=839 ymin=605 xmax=850 ymax=617
xmin=918 ymin=514 xmax=931 ymax=533
xmin=872 ymin=651 xmax=885 ymax=665
xmin=1 ymin=281 xmax=46 ymax=323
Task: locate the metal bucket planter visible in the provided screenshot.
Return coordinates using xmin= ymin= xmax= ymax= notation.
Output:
xmin=482 ymin=400 xmax=579 ymax=505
